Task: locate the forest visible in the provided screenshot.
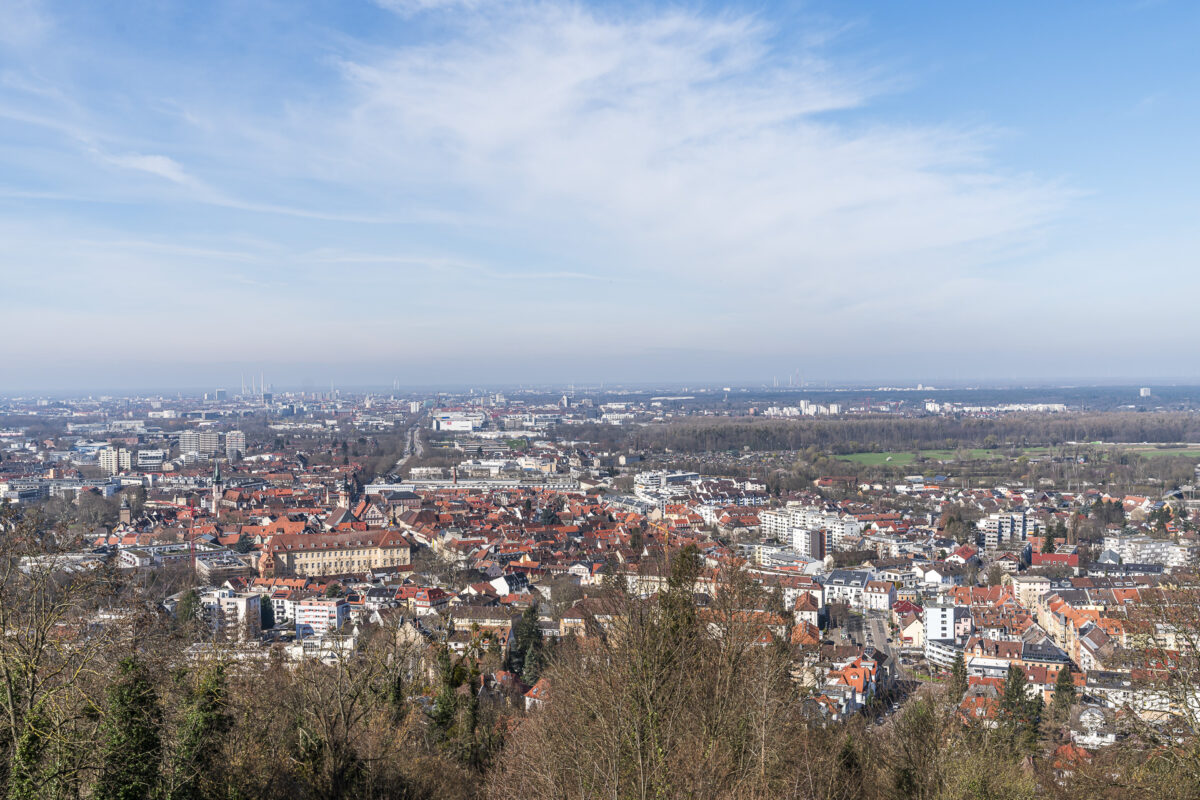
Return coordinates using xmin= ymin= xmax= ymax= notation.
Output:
xmin=634 ymin=412 xmax=1200 ymax=456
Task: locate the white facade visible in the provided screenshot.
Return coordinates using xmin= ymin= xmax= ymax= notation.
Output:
xmin=98 ymin=447 xmax=131 ymax=475
xmin=762 ymin=505 xmax=862 ymax=552
xmin=226 ymin=430 xmax=246 ymax=460
xmin=1103 ymin=533 xmax=1197 ymax=567
xmin=790 ymin=527 xmax=825 ymax=560
xmin=925 ymin=604 xmax=957 ymax=643
xmin=979 ymin=512 xmax=1028 ymax=550
xmin=296 ymin=598 xmax=349 ymax=638
xmin=180 ymin=429 xmax=221 ymax=456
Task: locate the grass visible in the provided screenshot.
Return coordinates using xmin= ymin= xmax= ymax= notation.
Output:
xmin=838 ymin=443 xmax=1200 ymax=467
xmin=1130 ymin=447 xmax=1200 ymax=459
xmin=837 ymin=448 xmax=1017 ymax=466
xmin=837 ymin=452 xmax=916 ymax=466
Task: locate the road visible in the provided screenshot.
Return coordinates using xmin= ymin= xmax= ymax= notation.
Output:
xmin=864 ymin=611 xmax=916 ymax=687
xmin=387 ymin=414 xmax=425 ymax=480
xmin=864 ymin=613 xmax=889 ymax=656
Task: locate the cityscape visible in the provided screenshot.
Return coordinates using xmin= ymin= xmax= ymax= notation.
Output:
xmin=4 ymin=1 xmax=1200 ymax=800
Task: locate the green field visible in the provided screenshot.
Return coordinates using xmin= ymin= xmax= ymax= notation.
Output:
xmin=1127 ymin=446 xmax=1200 ymax=459
xmin=837 ymin=444 xmax=1200 ymax=466
xmin=836 ymin=452 xmax=917 ymax=466
xmin=837 ymin=448 xmax=1009 ymax=466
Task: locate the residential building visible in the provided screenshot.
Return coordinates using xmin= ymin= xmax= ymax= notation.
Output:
xmin=98 ymin=447 xmax=131 ymax=475
xmin=296 ymin=597 xmax=349 ymax=638
xmin=226 ymin=430 xmax=247 ymax=461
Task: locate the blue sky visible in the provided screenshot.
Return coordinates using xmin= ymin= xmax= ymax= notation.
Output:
xmin=1 ymin=0 xmax=1197 ymax=390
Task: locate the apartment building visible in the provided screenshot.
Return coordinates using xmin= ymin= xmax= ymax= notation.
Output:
xmin=179 ymin=429 xmax=221 ymax=456
xmin=790 ymin=527 xmax=826 ymax=560
xmin=295 ymin=597 xmax=349 ymax=638
xmin=823 ymin=570 xmax=872 ymax=608
xmin=226 ymin=430 xmax=247 ymax=461
xmin=201 ymin=589 xmax=261 ymax=642
xmin=979 ymin=511 xmax=1028 ymax=551
xmin=762 ymin=505 xmax=863 ymax=552
xmin=136 ymin=449 xmax=166 ymax=470
xmin=98 ymin=447 xmax=131 ymax=475
xmin=1103 ymin=533 xmax=1198 ymax=568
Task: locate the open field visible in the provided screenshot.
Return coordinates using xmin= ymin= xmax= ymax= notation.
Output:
xmin=1126 ymin=446 xmax=1200 ymax=458
xmin=837 ymin=448 xmax=1023 ymax=466
xmin=838 ymin=443 xmax=1200 ymax=466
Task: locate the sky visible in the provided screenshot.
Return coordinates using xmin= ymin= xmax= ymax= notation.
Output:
xmin=1 ymin=0 xmax=1198 ymax=391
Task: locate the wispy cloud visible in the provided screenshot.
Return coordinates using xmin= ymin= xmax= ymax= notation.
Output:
xmin=332 ymin=3 xmax=1067 ymax=289
xmin=373 ymin=0 xmax=494 ymax=17
xmin=305 ymin=250 xmax=606 ymax=281
xmin=0 ymin=0 xmax=51 ymax=49
xmin=0 ymin=0 xmax=1089 ymax=379
xmin=105 ymin=152 xmax=195 ymax=185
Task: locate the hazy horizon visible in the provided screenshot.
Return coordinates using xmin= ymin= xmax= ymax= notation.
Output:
xmin=5 ymin=373 xmax=1199 ymax=398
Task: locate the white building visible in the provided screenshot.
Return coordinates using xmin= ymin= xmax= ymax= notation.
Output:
xmin=1103 ymin=533 xmax=1198 ymax=568
xmin=226 ymin=430 xmax=246 ymax=461
xmin=98 ymin=447 xmax=131 ymax=475
xmin=790 ymin=527 xmax=826 ymax=560
xmin=761 ymin=504 xmax=862 ymax=552
xmin=863 ymin=580 xmax=896 ymax=611
xmin=823 ymin=570 xmax=872 ymax=609
xmin=200 ymin=588 xmax=261 ymax=642
xmin=979 ymin=512 xmax=1028 ymax=551
xmin=179 ymin=429 xmax=221 ymax=456
xmin=925 ymin=604 xmax=959 ymax=643
xmin=296 ymin=597 xmax=350 ymax=638
xmin=136 ymin=449 xmax=166 ymax=470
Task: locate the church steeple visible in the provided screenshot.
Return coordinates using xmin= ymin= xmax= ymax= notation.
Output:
xmin=210 ymin=458 xmax=223 ymax=516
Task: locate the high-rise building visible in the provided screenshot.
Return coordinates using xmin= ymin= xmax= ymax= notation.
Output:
xmin=179 ymin=430 xmax=199 ymax=454
xmin=200 ymin=429 xmax=220 ymax=455
xmin=226 ymin=430 xmax=246 ymax=461
xmin=98 ymin=447 xmax=131 ymax=475
xmin=179 ymin=429 xmax=221 ymax=456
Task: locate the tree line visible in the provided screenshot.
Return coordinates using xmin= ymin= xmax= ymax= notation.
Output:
xmin=637 ymin=412 xmax=1200 ymax=455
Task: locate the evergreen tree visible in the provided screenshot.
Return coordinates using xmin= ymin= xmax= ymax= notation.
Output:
xmin=176 ymin=589 xmax=201 ymax=625
xmin=431 ymin=651 xmax=461 ymax=733
xmin=1052 ymin=666 xmax=1076 ymax=722
xmin=949 ymin=651 xmax=969 ymax=700
xmin=92 ymin=657 xmax=162 ymax=800
xmin=506 ymin=604 xmax=544 ymax=682
xmin=167 ymin=665 xmax=231 ymax=800
xmin=260 ymin=597 xmax=275 ymax=630
xmin=998 ymin=664 xmax=1041 ymax=752
xmin=6 ymin=702 xmax=48 ymax=800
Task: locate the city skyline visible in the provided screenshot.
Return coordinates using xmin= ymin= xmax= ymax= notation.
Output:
xmin=3 ymin=0 xmax=1199 ymax=390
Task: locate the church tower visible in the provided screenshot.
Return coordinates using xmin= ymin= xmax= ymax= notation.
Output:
xmin=211 ymin=458 xmax=223 ymax=516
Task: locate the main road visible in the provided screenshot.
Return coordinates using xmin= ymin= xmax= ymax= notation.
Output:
xmin=387 ymin=413 xmax=426 ymax=480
